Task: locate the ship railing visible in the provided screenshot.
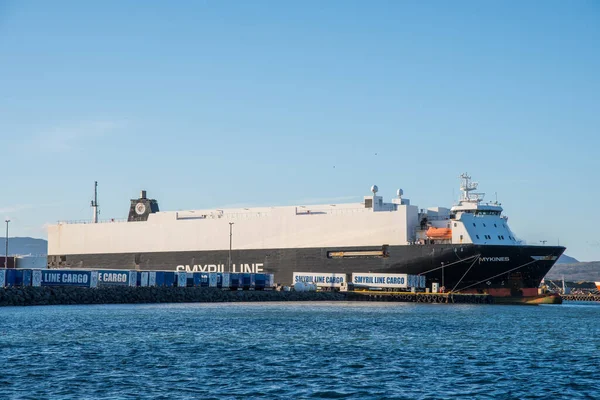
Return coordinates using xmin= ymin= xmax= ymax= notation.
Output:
xmin=228 ymin=212 xmax=272 ymax=219
xmin=57 ymin=218 xmax=128 ymax=224
xmin=295 ymin=207 xmax=401 ymax=216
xmin=176 ymin=211 xmax=273 ymax=220
xmin=318 ymin=207 xmax=399 ymax=215
xmin=296 ymin=207 xmax=365 ymax=215
xmin=176 ymin=207 xmax=380 ymax=220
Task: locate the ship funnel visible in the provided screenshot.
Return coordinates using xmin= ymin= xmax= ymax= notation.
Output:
xmin=141 ymin=190 xmax=147 ymax=199
xmin=91 ymin=181 xmax=99 ymax=223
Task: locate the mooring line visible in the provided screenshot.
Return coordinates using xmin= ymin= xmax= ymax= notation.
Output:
xmin=449 ymin=256 xmax=480 ymax=294
xmin=418 ymin=254 xmax=480 ymax=275
xmin=454 ymin=258 xmax=543 ymax=292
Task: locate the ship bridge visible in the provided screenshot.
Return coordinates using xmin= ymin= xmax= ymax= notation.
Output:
xmin=419 ymin=174 xmax=519 ymax=246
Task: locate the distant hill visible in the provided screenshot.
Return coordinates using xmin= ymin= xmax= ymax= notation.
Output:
xmin=546 ymin=262 xmax=600 ymax=281
xmin=557 ymin=254 xmax=579 ymax=264
xmin=0 ymin=237 xmax=47 ymax=256
xmin=547 ymin=254 xmax=600 ymax=282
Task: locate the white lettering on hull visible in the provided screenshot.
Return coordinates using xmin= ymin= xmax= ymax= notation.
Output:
xmin=480 ymin=257 xmax=510 ymax=262
xmin=175 ymin=263 xmax=264 ymax=273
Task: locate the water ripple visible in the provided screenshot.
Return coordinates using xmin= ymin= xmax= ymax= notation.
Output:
xmin=0 ymin=302 xmax=599 ymax=399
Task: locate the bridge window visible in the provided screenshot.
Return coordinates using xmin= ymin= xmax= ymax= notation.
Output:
xmin=483 ymin=223 xmax=486 ymax=227
xmin=473 ymin=223 xmax=476 ymax=227
xmin=494 ymin=224 xmax=497 ymax=228
xmin=476 ymin=235 xmax=480 ymax=239
xmin=475 ymin=210 xmax=501 ymax=216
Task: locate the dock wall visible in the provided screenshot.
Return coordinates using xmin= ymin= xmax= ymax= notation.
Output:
xmin=0 ymin=286 xmax=500 ymax=307
xmin=0 ymin=286 xmax=347 ymax=307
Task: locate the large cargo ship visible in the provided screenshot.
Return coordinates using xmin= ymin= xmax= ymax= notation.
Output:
xmin=47 ymin=174 xmax=565 ymax=297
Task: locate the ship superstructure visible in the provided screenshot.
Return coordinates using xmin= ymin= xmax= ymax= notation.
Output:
xmin=47 ymin=174 xmax=565 ymax=297
xmin=417 ymin=174 xmax=519 ymax=246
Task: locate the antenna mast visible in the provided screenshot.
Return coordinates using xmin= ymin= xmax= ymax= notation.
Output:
xmin=91 ymin=181 xmax=99 ymax=223
xmin=459 ymin=173 xmax=485 ymax=203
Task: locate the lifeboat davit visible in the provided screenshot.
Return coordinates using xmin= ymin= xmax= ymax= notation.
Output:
xmin=426 ymin=227 xmax=452 ymax=240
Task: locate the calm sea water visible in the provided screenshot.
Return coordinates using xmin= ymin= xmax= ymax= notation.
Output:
xmin=1 ymin=302 xmax=599 ymax=399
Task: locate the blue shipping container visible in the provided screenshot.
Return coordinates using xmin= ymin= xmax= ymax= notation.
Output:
xmin=147 ymin=271 xmax=156 ymax=287
xmin=140 ymin=271 xmax=149 ymax=287
xmin=15 ymin=269 xmax=32 ymax=286
xmin=198 ymin=273 xmax=209 ymax=287
xmin=241 ymin=273 xmax=255 ymax=290
xmin=163 ymin=272 xmax=175 ymax=287
xmin=13 ymin=270 xmax=24 ymax=286
xmin=267 ymin=274 xmax=274 ymax=288
xmin=192 ymin=272 xmax=201 ymax=287
xmin=230 ymin=273 xmax=241 ymax=289
xmin=254 ymin=273 xmax=266 ymax=290
xmin=176 ymin=272 xmax=187 ymax=287
xmin=129 ymin=271 xmax=137 ymax=287
xmin=185 ymin=272 xmax=194 ymax=287
xmin=154 ymin=272 xmax=165 ymax=287
xmin=221 ymin=273 xmax=230 ymax=289
xmin=5 ymin=269 xmax=17 ymax=287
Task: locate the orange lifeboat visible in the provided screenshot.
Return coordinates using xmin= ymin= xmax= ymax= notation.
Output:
xmin=426 ymin=227 xmax=452 ymax=240
xmin=595 ymin=282 xmax=600 ymax=291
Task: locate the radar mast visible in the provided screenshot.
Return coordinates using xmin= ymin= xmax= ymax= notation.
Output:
xmin=459 ymin=173 xmax=485 ymax=203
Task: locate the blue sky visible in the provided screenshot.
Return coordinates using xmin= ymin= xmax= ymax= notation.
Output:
xmin=0 ymin=1 xmax=599 ymax=260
